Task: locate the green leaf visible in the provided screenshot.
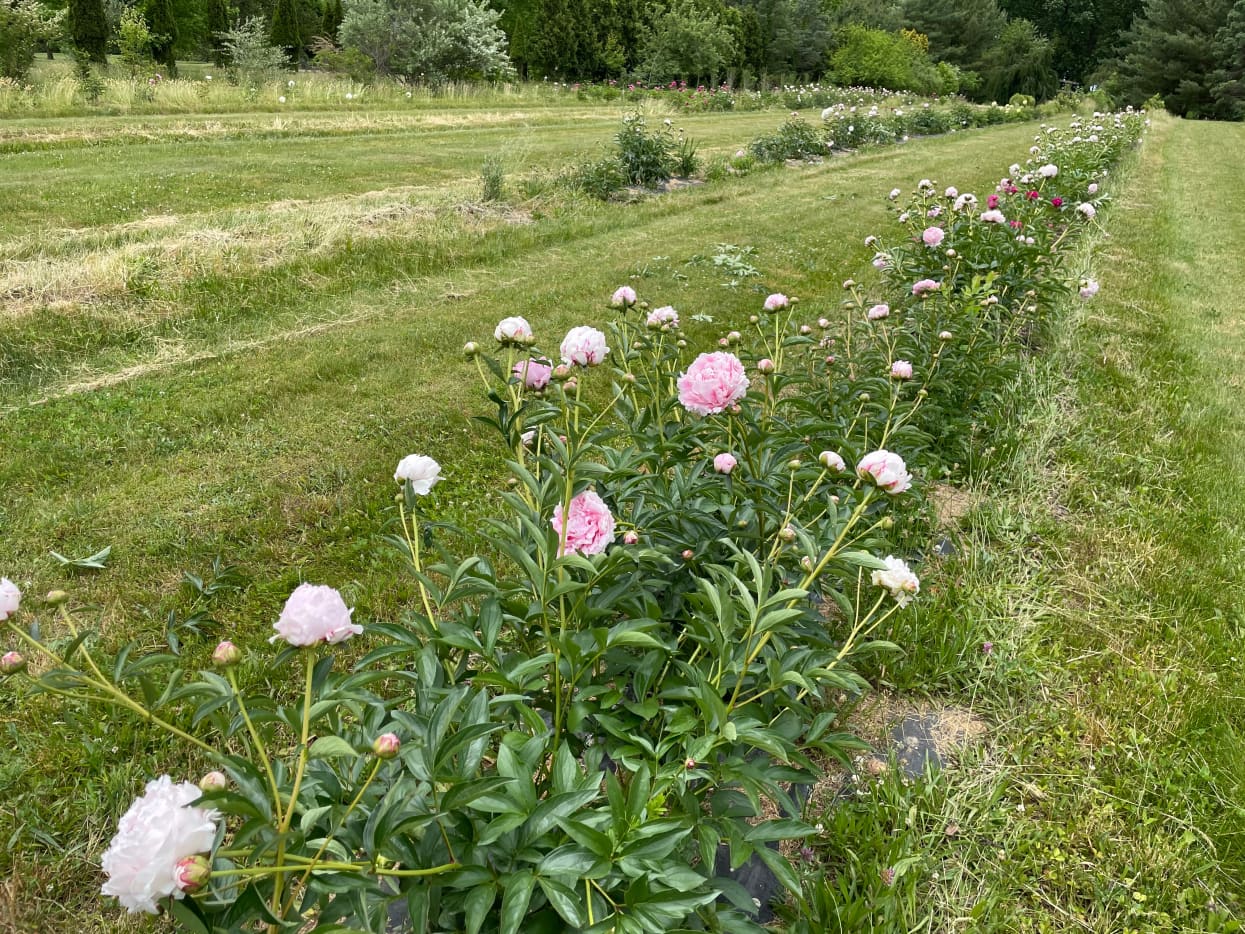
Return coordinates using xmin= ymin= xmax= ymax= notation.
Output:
xmin=308 ymin=735 xmax=359 ymax=760
xmin=539 ymin=877 xmax=586 ymax=927
xmin=168 ymin=898 xmax=210 ymax=934
xmin=499 ymin=870 xmax=536 ymax=934
xmin=464 ymin=884 xmax=496 ymax=934
xmin=49 ymin=545 xmax=112 ymax=570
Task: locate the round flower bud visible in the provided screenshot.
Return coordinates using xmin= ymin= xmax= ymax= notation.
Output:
xmin=842 ymin=279 xmax=855 ymax=290
xmin=799 ymin=325 xmax=813 ymax=335
xmin=45 ymin=589 xmax=69 ymax=606
xmin=757 ymin=358 xmax=775 ymax=374
xmin=373 ymin=733 xmax=401 ymax=759
xmin=623 ymin=530 xmax=639 ymax=545
xmin=859 ymin=393 xmax=871 ymax=402
xmin=800 ymin=556 xmax=814 ymax=572
xmin=779 ymin=526 xmax=797 ymax=543
xmin=173 ymin=855 xmax=211 ymax=894
xmin=463 ymin=341 xmax=479 ymax=356
xmin=677 ymin=339 xmax=687 ymax=348
xmin=939 ymin=330 xmax=953 ymax=341
xmin=198 ymin=771 xmax=228 ymax=793
xmin=564 ymin=378 xmax=578 ymax=392
xmin=681 ymin=549 xmax=694 ymax=560
xmin=623 ymin=372 xmax=636 ymax=383
xmin=727 ymin=330 xmax=741 ymax=344
xmin=787 ymin=459 xmax=801 ymax=470
xmin=749 ymin=315 xmax=759 ymax=324
xmin=552 ymin=364 xmax=572 ymax=381
xmin=1 ymin=651 xmax=26 ymax=676
xmin=211 ymin=640 xmax=241 ymax=667
xmin=819 ymin=451 xmax=846 ymax=472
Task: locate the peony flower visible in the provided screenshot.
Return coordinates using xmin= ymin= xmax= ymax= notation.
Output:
xmin=871 ymin=252 xmax=890 ymax=269
xmin=1037 ymin=163 xmax=1058 ymax=178
xmin=513 ymin=358 xmax=552 ymax=390
xmin=372 ymin=733 xmax=401 ymax=759
xmin=980 ymin=209 xmax=1006 ymax=223
xmin=857 ymin=449 xmax=912 ymax=494
xmin=819 ymin=450 xmax=846 ymax=472
xmin=611 ymin=285 xmax=637 ymax=307
xmin=763 ymin=293 xmax=789 ymax=312
xmin=867 ymin=303 xmax=890 ymax=320
xmin=270 ymin=584 xmax=361 ymax=646
xmin=922 ymin=226 xmax=945 ymax=247
xmin=494 ymin=316 xmax=534 ymax=345
xmin=953 ymin=193 xmax=977 ymax=212
xmin=1050 ymin=196 xmax=1064 ymax=207
xmin=713 ymin=452 xmax=737 ymax=474
xmin=677 ymin=352 xmax=749 ymax=416
xmin=101 ymin=776 xmax=220 ymax=914
xmin=1087 ymin=182 xmax=1099 ymax=195
xmin=560 ymin=326 xmax=609 ymax=367
xmin=0 ymin=578 xmax=20 ymax=620
xmin=394 ymin=454 xmax=441 ymax=494
xmin=1077 ymin=202 xmax=1096 ymax=219
xmin=0 ymin=651 xmax=25 ymax=675
xmin=890 ymin=360 xmax=913 ymax=379
xmin=871 ymin=556 xmax=920 ymax=607
xmin=987 ymin=194 xmax=999 ymax=209
xmin=646 ymin=306 xmax=679 ymax=330
xmin=1079 ymin=279 xmax=1099 ymax=300
xmin=623 ymin=530 xmax=639 ymax=545
xmin=944 ymin=186 xmax=958 ymax=198
xmin=911 ymin=279 xmax=940 ymax=297
xmin=888 ymin=188 xmax=901 ymax=200
xmin=551 ymin=490 xmax=615 ymax=556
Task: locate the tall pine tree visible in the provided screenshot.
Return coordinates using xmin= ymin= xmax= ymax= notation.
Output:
xmin=68 ymin=0 xmax=109 ymax=61
xmin=207 ymin=0 xmax=230 ymax=64
xmin=146 ymin=0 xmax=179 ymax=75
xmin=1114 ymin=0 xmax=1233 ymax=116
xmin=270 ymin=0 xmax=303 ymax=63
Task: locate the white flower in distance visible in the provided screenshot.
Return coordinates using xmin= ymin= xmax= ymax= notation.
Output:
xmin=819 ymin=450 xmax=846 ymax=472
xmin=0 ymin=578 xmax=20 ymax=620
xmin=494 ymin=316 xmax=534 ymax=345
xmin=394 ymin=454 xmax=441 ymax=494
xmin=101 ymin=776 xmax=220 ymax=914
xmin=980 ymin=209 xmax=1006 ymax=224
xmin=611 ymin=285 xmax=637 ymax=307
xmin=560 ymin=326 xmax=609 ymax=366
xmin=270 ymin=584 xmax=361 ymax=646
xmin=646 ymin=306 xmax=679 ymax=330
xmin=1079 ymin=279 xmax=1100 ymax=300
xmin=763 ymin=293 xmax=789 ymax=311
xmin=856 ymin=449 xmax=912 ymax=494
xmin=1037 ymin=163 xmax=1058 ymax=178
xmin=1076 ymin=202 xmax=1097 ymax=219
xmin=890 ymin=360 xmax=914 ymax=379
xmin=871 ymin=556 xmax=920 ymax=607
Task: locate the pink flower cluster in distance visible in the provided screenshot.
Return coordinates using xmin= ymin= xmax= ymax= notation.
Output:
xmin=678 ymin=351 xmax=749 ymax=416
xmin=552 ymin=490 xmax=616 ymax=556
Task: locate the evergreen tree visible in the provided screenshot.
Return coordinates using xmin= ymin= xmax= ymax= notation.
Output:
xmin=67 ymin=0 xmax=108 ymax=61
xmin=207 ymin=0 xmax=229 ymax=64
xmin=145 ymin=0 xmax=179 ymax=74
xmin=1113 ymin=0 xmax=1233 ymax=116
xmin=1210 ymin=0 xmax=1245 ymax=118
xmin=270 ymin=0 xmax=304 ymax=62
xmin=1000 ymin=0 xmax=1143 ymax=83
xmin=899 ymin=0 xmax=1005 ymax=71
xmin=319 ymin=0 xmax=344 ymax=40
xmin=978 ymin=17 xmax=1056 ymax=100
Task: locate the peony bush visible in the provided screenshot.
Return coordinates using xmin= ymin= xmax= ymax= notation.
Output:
xmin=0 ymin=110 xmax=1144 ymax=932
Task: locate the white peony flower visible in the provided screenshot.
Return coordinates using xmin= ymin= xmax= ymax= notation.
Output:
xmin=1038 ymin=163 xmax=1058 ymax=178
xmin=819 ymin=451 xmax=846 ymax=472
xmin=101 ymin=776 xmax=220 ymax=914
xmin=270 ymin=584 xmax=361 ymax=646
xmin=857 ymin=449 xmax=912 ymax=494
xmin=560 ymin=326 xmax=609 ymax=367
xmin=0 ymin=578 xmax=20 ymax=620
xmin=871 ymin=556 xmax=920 ymax=607
xmin=494 ymin=316 xmax=534 ymax=345
xmin=394 ymin=454 xmax=441 ymax=494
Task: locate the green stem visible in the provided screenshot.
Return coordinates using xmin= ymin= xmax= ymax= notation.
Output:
xmin=226 ymin=668 xmax=284 ymax=827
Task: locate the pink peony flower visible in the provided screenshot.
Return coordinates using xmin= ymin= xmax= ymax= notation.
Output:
xmin=101 ymin=776 xmax=220 ymax=914
xmin=987 ymin=194 xmax=999 ymax=209
xmin=0 ymin=578 xmax=20 ymax=620
xmin=646 ymin=306 xmax=678 ymax=330
xmin=713 ymin=452 xmax=738 ymax=474
xmin=871 ymin=556 xmax=920 ymax=607
xmin=1087 ymin=183 xmax=1099 ymax=195
xmin=980 ymin=209 xmax=1006 ymax=223
xmin=912 ymin=279 xmax=940 ymax=297
xmin=857 ymin=449 xmax=912 ymax=494
xmin=552 ymin=490 xmax=616 ymax=556
xmin=270 ymin=584 xmax=361 ymax=646
xmin=623 ymin=530 xmax=639 ymax=545
xmin=922 ymin=226 xmax=945 ymax=247
xmin=871 ymin=252 xmax=890 ymax=269
xmin=763 ymin=293 xmax=789 ymax=311
xmin=513 ymin=358 xmax=552 ymax=390
xmin=494 ymin=316 xmax=533 ymax=345
xmin=1077 ymin=202 xmax=1096 ymax=219
xmin=1050 ymin=196 xmax=1063 ymax=207
xmin=560 ymin=326 xmax=609 ymax=367
xmin=890 ymin=360 xmax=914 ymax=379
xmin=1027 ymin=190 xmax=1040 ymax=200
xmin=819 ymin=450 xmax=846 ymax=472
xmin=611 ymin=285 xmax=637 ymax=307
xmin=394 ymin=454 xmax=441 ymax=494
xmin=867 ymin=303 xmax=890 ymax=320
xmin=677 ymin=352 xmax=749 ymax=416
xmin=1079 ymin=279 xmax=1099 ymax=300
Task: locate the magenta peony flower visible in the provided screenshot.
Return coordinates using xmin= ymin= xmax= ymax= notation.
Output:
xmin=713 ymin=452 xmax=738 ymax=474
xmin=857 ymin=450 xmax=912 ymax=494
xmin=552 ymin=490 xmax=616 ymax=556
xmin=513 ymin=358 xmax=553 ymax=390
xmin=890 ymin=360 xmax=914 ymax=379
xmin=911 ymin=279 xmax=940 ymax=297
xmin=986 ymin=194 xmax=999 ymax=209
xmin=560 ymin=326 xmax=609 ymax=367
xmin=394 ymin=454 xmax=441 ymax=494
xmin=763 ymin=293 xmax=789 ymax=312
xmin=494 ymin=316 xmax=534 ymax=345
xmin=270 ymin=584 xmax=361 ymax=646
xmin=646 ymin=306 xmax=679 ymax=330
xmin=0 ymin=578 xmax=20 ymax=620
xmin=101 ymin=776 xmax=220 ymax=914
xmin=921 ymin=226 xmax=944 ymax=247
xmin=677 ymin=351 xmax=749 ymax=416
xmin=1050 ymin=196 xmax=1064 ymax=207
xmin=611 ymin=285 xmax=637 ymax=307
xmin=871 ymin=556 xmax=920 ymax=607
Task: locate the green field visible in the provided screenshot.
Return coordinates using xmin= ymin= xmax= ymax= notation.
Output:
xmin=2 ymin=100 xmax=1243 ymax=932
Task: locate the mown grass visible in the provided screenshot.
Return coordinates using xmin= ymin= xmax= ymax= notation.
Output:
xmin=0 ymin=115 xmax=1045 ymax=931
xmin=800 ymin=114 xmax=1245 ymax=931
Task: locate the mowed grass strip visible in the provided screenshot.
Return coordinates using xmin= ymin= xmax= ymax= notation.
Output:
xmin=0 ymin=120 xmax=1039 ymax=928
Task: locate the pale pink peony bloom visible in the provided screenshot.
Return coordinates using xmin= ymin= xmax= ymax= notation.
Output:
xmin=1087 ymin=183 xmax=1099 ymax=195
xmin=560 ymin=326 xmax=609 ymax=367
xmin=871 ymin=252 xmax=890 ymax=269
xmin=911 ymin=279 xmax=940 ymax=297
xmin=864 ymin=235 xmax=878 ymax=247
xmin=819 ymin=450 xmax=846 ymax=472
xmin=980 ymin=209 xmax=1006 ymax=223
xmin=888 ymin=188 xmax=901 ymax=200
xmin=857 ymin=450 xmax=912 ymax=494
xmin=394 ymin=454 xmax=441 ymax=494
xmin=1076 ymin=202 xmax=1096 ymax=219
xmin=922 ymin=226 xmax=945 ymax=247
xmin=270 ymin=584 xmax=361 ymax=646
xmin=1037 ymin=163 xmax=1058 ymax=178
xmin=552 ymin=490 xmax=616 ymax=556
xmin=713 ymin=452 xmax=738 ymax=474
xmin=0 ymin=578 xmax=19 ymax=620
xmin=678 ymin=352 xmax=749 ymax=416
xmin=871 ymin=556 xmax=920 ymax=607
xmin=944 ymin=186 xmax=958 ymax=198
xmin=763 ymin=293 xmax=789 ymax=311
xmin=1079 ymin=279 xmax=1099 ymax=300
xmin=513 ymin=358 xmax=553 ymax=390
xmin=953 ymin=193 xmax=977 ymax=212
xmin=646 ymin=306 xmax=679 ymax=330
xmin=867 ymin=303 xmax=890 ymax=320
xmin=611 ymin=285 xmax=637 ymax=307
xmin=494 ymin=316 xmax=534 ymax=345
xmin=101 ymin=776 xmax=220 ymax=914
xmin=890 ymin=360 xmax=914 ymax=379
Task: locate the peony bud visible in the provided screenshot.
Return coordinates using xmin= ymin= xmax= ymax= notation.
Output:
xmin=757 ymin=358 xmax=775 ymax=374
xmin=373 ymin=732 xmax=401 ymax=759
xmin=685 ymin=757 xmax=696 ymax=769
xmin=787 ymin=459 xmax=801 ymax=470
xmin=173 ymin=855 xmax=211 ymax=893
xmin=623 ymin=530 xmax=639 ymax=545
xmin=727 ymin=330 xmax=741 ymax=344
xmin=552 ymin=364 xmax=572 ymax=381
xmin=681 ymin=549 xmax=694 ymax=560
xmin=1 ymin=651 xmax=25 ymax=675
xmin=45 ymin=589 xmax=69 ymax=606
xmin=199 ymin=770 xmax=228 ymax=792
xmin=212 ymin=640 xmax=241 ymax=667
xmin=463 ymin=341 xmax=479 ymax=357
xmin=779 ymin=526 xmax=797 ymax=543
xmin=800 ymin=556 xmax=814 ymax=572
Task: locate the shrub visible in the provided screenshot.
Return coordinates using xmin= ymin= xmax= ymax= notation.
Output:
xmin=615 ymin=112 xmax=676 ymax=186
xmin=749 ymin=115 xmax=826 ymax=162
xmin=221 ymin=17 xmax=289 ymax=87
xmin=0 ymin=0 xmax=60 ymax=82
